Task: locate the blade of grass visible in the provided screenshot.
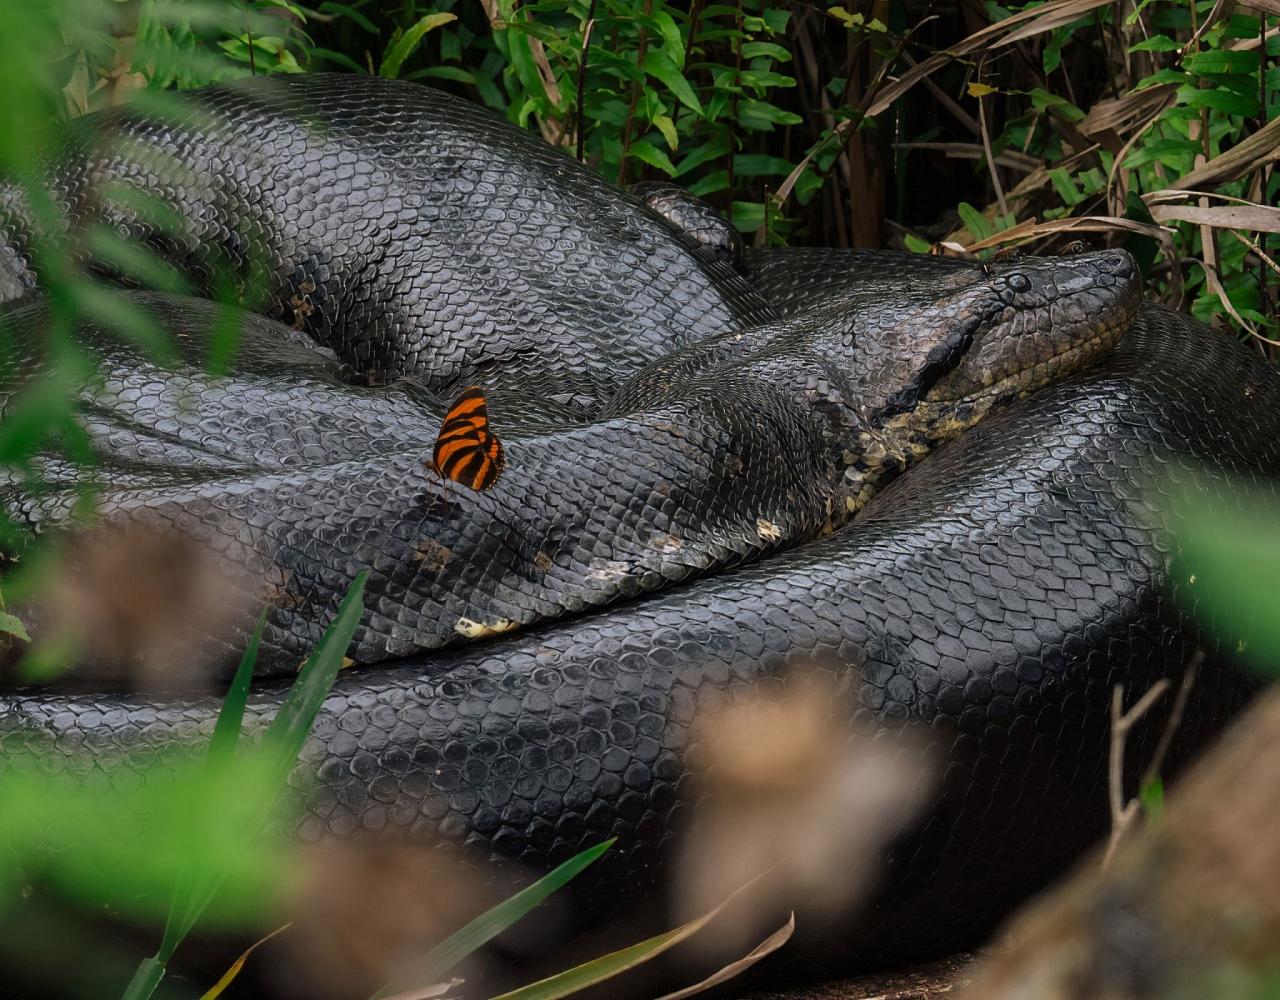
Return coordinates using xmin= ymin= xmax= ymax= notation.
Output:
xmin=654 ymin=912 xmax=795 ymax=1000
xmin=260 ymin=570 xmax=368 ymax=786
xmin=486 ymin=869 xmax=774 ymax=1000
xmin=375 ymin=838 xmax=616 ymax=998
xmin=176 ymin=572 xmax=368 ymax=946
xmin=199 ymin=922 xmax=293 ymax=1000
xmin=121 ymin=576 xmax=366 ymax=1000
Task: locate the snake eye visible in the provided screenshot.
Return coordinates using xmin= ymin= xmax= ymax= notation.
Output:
xmin=1006 ymin=273 xmax=1031 ymax=292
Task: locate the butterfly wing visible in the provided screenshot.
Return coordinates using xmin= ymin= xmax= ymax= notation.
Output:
xmin=432 ymin=386 xmax=505 ymax=491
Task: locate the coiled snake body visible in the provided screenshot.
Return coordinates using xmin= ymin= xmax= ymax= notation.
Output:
xmin=0 ymin=75 xmax=1277 ymax=971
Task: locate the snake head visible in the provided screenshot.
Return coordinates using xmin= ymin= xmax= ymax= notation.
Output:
xmin=842 ymin=249 xmax=1141 ymax=510
xmin=858 ymin=248 xmax=1139 ymax=422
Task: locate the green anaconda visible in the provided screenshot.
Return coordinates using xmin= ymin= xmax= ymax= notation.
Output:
xmin=0 ymin=75 xmax=1277 ymax=981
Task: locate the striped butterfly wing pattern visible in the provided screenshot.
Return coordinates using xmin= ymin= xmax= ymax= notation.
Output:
xmin=431 ymin=385 xmax=505 ymax=491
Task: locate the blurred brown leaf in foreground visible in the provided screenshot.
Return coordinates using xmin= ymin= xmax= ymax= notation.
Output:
xmin=678 ymin=669 xmax=936 ymax=953
xmin=278 ymin=838 xmax=492 ymax=1000
xmin=21 ymin=520 xmax=252 ymax=687
xmin=960 ymin=685 xmax=1280 ymax=1000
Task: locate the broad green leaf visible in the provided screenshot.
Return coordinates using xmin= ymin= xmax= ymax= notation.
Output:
xmin=627 ymin=139 xmax=678 ymax=176
xmin=380 ymin=13 xmax=458 ymax=78
xmin=731 ymin=200 xmax=765 ymax=233
xmin=642 ymin=50 xmax=701 ymax=115
xmin=957 ymin=201 xmax=992 ymax=239
xmin=376 ymin=839 xmax=615 ymax=997
xmin=1135 ymin=68 xmax=1194 ymax=89
xmin=0 ymin=608 xmax=30 ymax=642
xmin=733 ymin=153 xmax=794 ymax=177
xmin=1183 ymin=49 xmax=1260 ymax=75
xmin=740 ymin=41 xmax=791 ymax=61
xmin=675 ymin=137 xmax=727 ymax=174
xmin=317 ymin=2 xmax=378 ymax=34
xmin=648 ymin=10 xmax=684 ymax=66
xmin=687 ymin=170 xmax=729 ymax=197
xmin=653 ymin=113 xmax=678 ymax=151
xmin=736 ymin=99 xmax=802 ymax=130
xmin=72 ymin=283 xmax=178 ymax=366
xmin=1176 ymin=85 xmax=1258 ymax=118
xmin=1129 ymin=33 xmax=1180 ymax=53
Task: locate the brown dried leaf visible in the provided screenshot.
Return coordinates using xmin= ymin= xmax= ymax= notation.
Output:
xmin=1080 ymin=84 xmax=1177 ymax=137
xmin=653 ymin=913 xmax=796 ymax=1000
xmin=1148 ymin=203 xmax=1280 ymax=234
xmin=866 ymin=0 xmax=1115 ymax=117
xmin=1171 ymin=117 xmax=1280 ymax=191
xmin=964 ymin=215 xmax=1170 ymax=252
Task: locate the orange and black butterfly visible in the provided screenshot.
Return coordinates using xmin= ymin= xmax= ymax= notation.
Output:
xmin=431 ymin=385 xmax=505 ymax=491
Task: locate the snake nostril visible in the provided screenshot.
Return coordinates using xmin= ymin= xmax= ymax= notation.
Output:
xmin=1103 ymin=251 xmax=1135 ymax=277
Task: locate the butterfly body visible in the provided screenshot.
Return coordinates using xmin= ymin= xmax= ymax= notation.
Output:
xmin=431 ymin=386 xmax=505 ymax=491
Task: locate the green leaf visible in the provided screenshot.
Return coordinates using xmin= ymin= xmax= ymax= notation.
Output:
xmin=1135 ymin=68 xmax=1194 ymax=88
xmin=730 ymin=200 xmax=765 ymax=233
xmin=72 ymin=283 xmax=177 ymax=366
xmin=1129 ymin=33 xmax=1180 ymax=53
xmin=380 ymin=12 xmax=458 ymax=78
xmin=1176 ymin=85 xmax=1258 ymax=118
xmin=376 ymin=839 xmax=615 ymax=996
xmin=0 ymin=609 xmax=30 ymax=642
xmin=316 ymin=2 xmax=379 ymax=34
xmin=732 ymin=153 xmax=794 ymax=177
xmin=627 ymin=139 xmax=678 ymax=176
xmin=675 ymin=137 xmax=727 ymax=176
xmin=1047 ymin=169 xmax=1085 ymax=207
xmin=653 ymin=113 xmax=678 ymax=151
xmin=1027 ymin=87 xmax=1084 ymax=122
xmin=648 ymin=10 xmax=684 ymax=66
xmin=687 ymin=170 xmax=729 ymax=197
xmin=406 ymin=66 xmax=476 ymax=84
xmin=736 ymin=99 xmax=802 ymax=130
xmin=957 ymin=201 xmax=992 ymax=239
xmin=740 ymin=41 xmax=791 ymax=61
xmin=1183 ymin=49 xmax=1260 ymax=75
xmin=642 ymin=50 xmax=702 ymax=115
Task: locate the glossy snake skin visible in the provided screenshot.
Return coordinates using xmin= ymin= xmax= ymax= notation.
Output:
xmin=0 ymin=76 xmax=1277 ymax=979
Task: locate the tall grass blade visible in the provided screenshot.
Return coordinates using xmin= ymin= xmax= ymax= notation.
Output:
xmin=485 ymin=869 xmax=773 ymax=1000
xmin=199 ymin=922 xmax=293 ymax=1000
xmin=376 ymin=838 xmax=615 ymax=998
xmin=262 ymin=570 xmax=367 ymax=776
xmin=122 ymin=577 xmax=366 ymax=1000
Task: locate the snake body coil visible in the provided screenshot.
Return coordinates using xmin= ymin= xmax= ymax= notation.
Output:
xmin=0 ymin=76 xmax=1277 ymax=973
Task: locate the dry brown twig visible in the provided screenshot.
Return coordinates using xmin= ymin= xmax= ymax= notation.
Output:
xmin=1103 ymin=651 xmax=1203 ymax=870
